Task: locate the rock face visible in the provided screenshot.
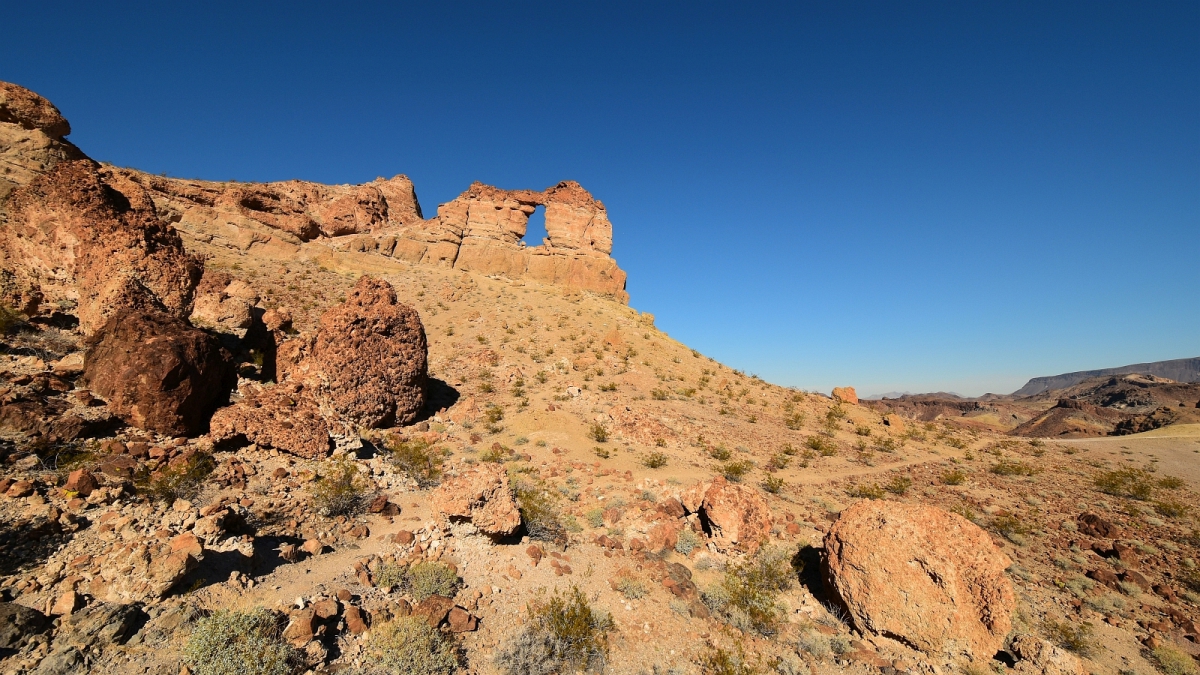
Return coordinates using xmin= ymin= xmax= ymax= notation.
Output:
xmin=298 ymin=276 xmax=427 ymax=429
xmin=1 ymin=159 xmax=202 ymax=333
xmin=431 ymin=463 xmax=520 ymax=536
xmin=0 ymin=602 xmax=49 ymax=650
xmin=209 ymin=383 xmax=331 ymax=458
xmin=1011 ymin=634 xmax=1087 ymax=675
xmin=832 ymin=386 xmax=859 ymax=405
xmin=680 ymin=476 xmax=772 ymax=553
xmin=822 ymin=501 xmax=1015 ymax=659
xmin=82 ymin=308 xmax=234 ymax=436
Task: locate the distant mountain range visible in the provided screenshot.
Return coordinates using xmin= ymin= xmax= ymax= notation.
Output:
xmin=1012 ymin=357 xmax=1200 ymax=397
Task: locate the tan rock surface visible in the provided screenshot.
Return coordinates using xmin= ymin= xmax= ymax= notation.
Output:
xmin=680 ymin=476 xmax=772 ymax=553
xmin=1011 ymin=634 xmax=1087 ymax=675
xmin=430 ymin=463 xmax=520 ymax=536
xmin=822 ymin=500 xmax=1015 ymax=659
xmin=209 ymin=383 xmax=331 ymax=458
xmin=0 ymin=81 xmax=85 ymax=203
xmin=832 ymin=386 xmax=859 ymax=405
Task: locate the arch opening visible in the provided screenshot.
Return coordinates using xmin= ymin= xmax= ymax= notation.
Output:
xmin=522 ymin=205 xmax=548 ymax=248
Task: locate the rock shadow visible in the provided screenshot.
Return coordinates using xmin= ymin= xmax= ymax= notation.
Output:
xmin=412 ymin=377 xmax=459 ymax=424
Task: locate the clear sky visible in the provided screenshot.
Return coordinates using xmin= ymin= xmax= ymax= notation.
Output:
xmin=3 ymin=2 xmax=1197 ymax=396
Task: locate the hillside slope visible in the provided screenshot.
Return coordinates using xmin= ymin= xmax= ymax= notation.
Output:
xmin=1013 ymin=357 xmax=1200 ymax=396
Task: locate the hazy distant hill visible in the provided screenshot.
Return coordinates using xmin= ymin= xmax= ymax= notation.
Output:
xmin=1013 ymin=357 xmax=1200 ymax=397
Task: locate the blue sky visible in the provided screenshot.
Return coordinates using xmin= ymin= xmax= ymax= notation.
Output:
xmin=3 ymin=2 xmax=1196 ymax=396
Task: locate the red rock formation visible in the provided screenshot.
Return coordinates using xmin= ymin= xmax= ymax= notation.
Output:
xmin=679 ymin=476 xmax=772 ymax=553
xmin=0 ymin=82 xmax=85 ymax=202
xmin=431 ymin=463 xmax=521 ymax=536
xmin=209 ymin=383 xmax=332 ymax=458
xmin=832 ymin=386 xmax=859 ymax=405
xmin=82 ymin=308 xmax=234 ymax=436
xmin=822 ymin=500 xmax=1015 ymax=659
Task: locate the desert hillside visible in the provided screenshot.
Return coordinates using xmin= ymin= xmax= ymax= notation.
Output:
xmin=1 ymin=81 xmax=1198 ymax=675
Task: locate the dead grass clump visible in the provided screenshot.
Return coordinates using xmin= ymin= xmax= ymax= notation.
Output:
xmin=388 ymin=436 xmax=443 ymax=487
xmin=642 ymin=451 xmax=668 ymax=468
xmin=138 ymin=452 xmax=215 ymax=503
xmin=495 ymin=586 xmax=613 ymax=675
xmin=941 ymin=468 xmax=967 ymax=485
xmin=1042 ymin=619 xmax=1096 ymax=656
xmin=990 ymin=460 xmax=1039 ymax=476
xmin=184 ymin=608 xmax=297 ymax=675
xmin=311 ymin=455 xmax=369 ymax=517
xmin=697 ymin=641 xmax=764 ymax=675
xmin=1152 ymin=643 xmax=1200 ymax=675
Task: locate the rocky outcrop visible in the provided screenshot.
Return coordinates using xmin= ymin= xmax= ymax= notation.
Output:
xmin=209 ymin=383 xmax=331 ymax=458
xmin=296 ymin=276 xmax=427 ymax=429
xmin=82 ymin=308 xmax=234 ymax=436
xmin=189 ymin=269 xmax=257 ymax=334
xmin=832 ymin=386 xmax=858 ymax=405
xmin=431 ymin=463 xmax=520 ymax=536
xmin=680 ymin=476 xmax=772 ymax=553
xmin=0 ymin=82 xmax=85 ymax=204
xmin=822 ymin=501 xmax=1015 ymax=659
xmin=1010 ymin=634 xmax=1087 ymax=675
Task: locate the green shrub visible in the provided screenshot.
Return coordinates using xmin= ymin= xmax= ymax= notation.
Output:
xmin=514 ymin=479 xmax=566 ymax=545
xmin=675 ymin=528 xmax=702 ymax=555
xmin=642 ymin=451 xmax=668 ymax=468
xmin=698 ymin=641 xmax=764 ymax=675
xmin=718 ymin=460 xmax=754 ymax=482
xmin=139 ymin=452 xmax=215 ymax=503
xmin=483 ymin=404 xmax=504 ymax=433
xmin=388 ymin=437 xmax=443 ymax=487
xmin=405 ymin=561 xmax=461 ymax=602
xmin=1154 ymin=498 xmax=1190 ymax=518
xmin=705 ymin=546 xmax=795 ymax=636
xmin=1157 ymin=476 xmax=1185 ymax=490
xmin=184 ymin=609 xmax=297 ymax=675
xmin=761 ymin=475 xmax=785 ymax=494
xmin=1153 ymin=643 xmax=1200 ymax=675
xmin=587 ymin=422 xmax=609 ymax=443
xmin=991 ymin=513 xmax=1032 ymax=541
xmin=1093 ymin=468 xmax=1155 ymax=500
xmin=767 ymin=453 xmax=790 ymax=471
xmin=784 ymin=412 xmax=806 ymax=430
xmin=480 ymin=443 xmax=513 ymax=463
xmin=311 ymin=454 xmax=368 ymax=517
xmin=592 ymin=446 xmax=610 ymax=459
xmin=885 ymin=476 xmax=912 ymax=495
xmin=495 ymin=586 xmax=613 ymax=675
xmin=370 ymin=616 xmax=458 ymax=675
xmin=941 ymin=468 xmax=967 ymax=485
xmin=847 ymin=483 xmax=884 ymax=500
xmin=374 ymin=562 xmax=406 ymax=589
xmin=804 ymin=436 xmax=837 ymax=456
xmin=990 ymin=460 xmax=1039 ymax=476
xmin=1043 ymin=619 xmax=1096 ymax=656
xmin=709 ymin=445 xmax=732 ymax=461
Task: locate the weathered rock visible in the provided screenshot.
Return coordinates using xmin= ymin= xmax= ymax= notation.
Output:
xmin=832 ymin=387 xmax=859 ymax=405
xmin=882 ymin=413 xmax=905 ymax=432
xmin=189 ymin=270 xmax=255 ymax=333
xmin=447 ymin=606 xmax=477 ymax=632
xmin=679 ymin=476 xmax=772 ymax=553
xmin=64 ymin=469 xmax=98 ymax=497
xmin=1011 ymin=634 xmax=1087 ymax=675
xmin=282 ymin=608 xmax=315 ymax=647
xmin=93 ymin=543 xmax=198 ymax=602
xmin=50 ymin=590 xmax=83 ymax=616
xmin=430 ymin=463 xmax=520 ymax=536
xmin=209 ymin=383 xmax=331 ymax=458
xmin=53 ymin=602 xmax=145 ymax=649
xmin=413 ymin=595 xmax=456 ymax=628
xmin=1076 ymin=513 xmax=1118 ymax=539
xmin=0 ymin=602 xmax=49 ymax=649
xmin=822 ymin=501 xmax=1015 ymax=659
xmin=287 ymin=276 xmax=427 ymax=429
xmin=83 ymin=308 xmax=234 ymax=435
xmin=0 ymin=81 xmax=85 ymax=212
xmin=344 ymin=605 xmax=369 ymax=635
xmin=2 ymin=159 xmax=202 ymax=333
xmin=647 ymin=521 xmax=683 ymax=554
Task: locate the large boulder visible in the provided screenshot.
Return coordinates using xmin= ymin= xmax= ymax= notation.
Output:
xmin=431 ymin=463 xmax=520 ymax=536
xmin=82 ymin=308 xmax=234 ymax=436
xmin=210 ymin=383 xmax=331 ymax=458
xmin=299 ymin=276 xmax=427 ymax=428
xmin=1011 ymin=635 xmax=1087 ymax=675
xmin=822 ymin=501 xmax=1015 ymax=659
xmin=679 ymin=476 xmax=772 ymax=553
xmin=832 ymin=386 xmax=858 ymax=405
xmin=0 ymin=602 xmax=49 ymax=650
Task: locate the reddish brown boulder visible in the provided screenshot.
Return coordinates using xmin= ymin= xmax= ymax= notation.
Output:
xmin=413 ymin=595 xmax=455 ymax=628
xmin=823 ymin=501 xmax=1014 ymax=659
xmin=430 ymin=463 xmax=520 ymax=536
xmin=832 ymin=387 xmax=859 ymax=405
xmin=344 ymin=605 xmax=368 ymax=635
xmin=290 ymin=277 xmax=426 ymax=429
xmin=647 ymin=521 xmax=683 ymax=554
xmin=679 ymin=476 xmax=772 ymax=553
xmin=447 ymin=606 xmax=477 ymax=632
xmin=64 ymin=469 xmax=99 ymax=497
xmin=1076 ymin=513 xmax=1118 ymax=538
xmin=82 ymin=308 xmax=233 ymax=436
xmin=209 ymin=383 xmax=331 ymax=458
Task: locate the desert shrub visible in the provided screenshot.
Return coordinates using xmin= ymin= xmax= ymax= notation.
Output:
xmin=675 ymin=528 xmax=702 ymax=555
xmin=588 ymin=422 xmax=609 ymax=443
xmin=480 ymin=443 xmax=513 ymax=463
xmin=514 ymin=479 xmax=566 ymax=545
xmin=855 ymin=425 xmax=872 ymax=437
xmin=705 ymin=546 xmax=795 ymax=636
xmin=599 ymin=382 xmax=618 ymax=392
xmin=405 ymin=561 xmax=460 ymax=602
xmin=1042 ymin=619 xmax=1096 ymax=656
xmin=697 ymin=641 xmax=763 ymax=675
xmin=0 ymin=305 xmax=23 ymax=335
xmin=615 ymin=576 xmax=647 ymax=599
xmin=991 ymin=513 xmax=1032 ymax=541
xmin=784 ymin=412 xmax=806 ymax=430
xmin=311 ymin=455 xmax=368 ymax=516
xmin=370 ymin=616 xmax=458 ymax=675
xmin=593 ymin=446 xmax=610 ymax=459
xmin=767 ymin=453 xmax=790 ymax=471
xmin=585 ymin=508 xmax=604 ymax=528
xmin=1094 ymin=468 xmax=1155 ymax=500
xmin=1154 ymin=498 xmax=1190 ymax=518
xmin=941 ymin=468 xmax=967 ymax=485
xmin=885 ymin=476 xmax=912 ymax=495
xmin=1157 ymin=476 xmax=1185 ymax=490
xmin=796 ymin=628 xmax=832 ymax=660
xmin=388 ymin=437 xmax=443 ymax=487
xmin=804 ymin=436 xmax=837 ymax=456
xmin=374 ymin=562 xmax=406 ymax=589
xmin=761 ymin=475 xmax=785 ymax=494
xmin=139 ymin=452 xmax=215 ymax=503
xmin=847 ymin=483 xmax=884 ymax=500
xmin=990 ymin=460 xmax=1039 ymax=476
xmin=719 ymin=460 xmax=754 ymax=482
xmin=651 ymin=388 xmax=669 ymax=400
xmin=184 ymin=608 xmax=297 ymax=675
xmin=710 ymin=445 xmax=732 ymax=461
xmin=483 ymin=404 xmax=504 ymax=433
xmin=495 ymin=586 xmax=613 ymax=675
xmin=1152 ymin=643 xmax=1200 ymax=675
xmin=643 ymin=452 xmax=668 ymax=468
